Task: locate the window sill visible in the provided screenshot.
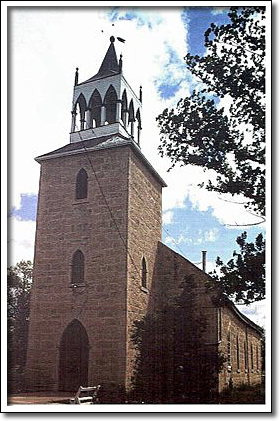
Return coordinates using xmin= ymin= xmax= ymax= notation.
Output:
xmin=227 ymin=366 xmax=232 ymax=372
xmin=245 ymin=369 xmax=248 ymax=373
xmin=73 ymin=200 xmax=89 ymax=205
xmin=70 ymin=282 xmax=87 ymax=289
xmin=237 ymin=369 xmax=241 ymax=373
xmin=140 ymin=286 xmax=149 ymax=294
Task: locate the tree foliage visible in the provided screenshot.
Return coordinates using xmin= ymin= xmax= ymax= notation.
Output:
xmin=157 ymin=7 xmax=266 ymax=305
xmin=8 ymin=260 xmax=33 ymax=384
xmin=210 ymin=232 xmax=265 ymax=304
xmin=157 ymin=7 xmax=265 ymax=216
xmin=131 ymin=275 xmax=225 ymax=403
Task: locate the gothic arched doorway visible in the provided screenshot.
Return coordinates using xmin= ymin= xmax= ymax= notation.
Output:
xmin=58 ymin=319 xmax=89 ymax=391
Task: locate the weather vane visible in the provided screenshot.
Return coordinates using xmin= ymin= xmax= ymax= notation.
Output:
xmin=101 ymin=23 xmax=126 ymax=44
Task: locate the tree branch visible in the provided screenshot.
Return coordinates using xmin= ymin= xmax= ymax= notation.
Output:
xmin=223 ymin=220 xmax=265 ymax=227
xmin=214 ymin=40 xmax=263 ymax=57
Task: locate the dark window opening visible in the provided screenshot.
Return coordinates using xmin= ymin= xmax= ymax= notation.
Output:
xmin=236 ymin=335 xmax=240 ymax=371
xmin=141 ymin=257 xmax=147 ymax=289
xmin=244 ymin=341 xmax=248 ymax=371
xmin=218 ymin=308 xmax=222 ymax=341
xmin=76 ymin=169 xmax=88 ymax=199
xmin=227 ymin=330 xmax=231 ymax=367
xmin=71 ymin=250 xmax=85 ymax=285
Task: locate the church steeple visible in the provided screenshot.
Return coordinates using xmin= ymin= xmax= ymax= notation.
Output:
xmin=70 ymin=36 xmax=142 ymax=146
xmin=80 ymin=36 xmax=121 ymax=84
xmin=96 ymin=36 xmax=120 ymax=77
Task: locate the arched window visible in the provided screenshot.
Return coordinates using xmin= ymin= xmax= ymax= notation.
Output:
xmin=104 ymin=85 xmax=117 ymax=124
xmin=89 ymin=89 xmax=102 ymax=128
xmin=71 ymin=250 xmax=84 ymax=285
xmin=227 ymin=330 xmax=231 ymax=369
xmin=218 ymin=308 xmax=222 ymax=341
xmin=256 ymin=344 xmax=259 ymax=372
xmin=236 ymin=335 xmax=240 ymax=371
xmin=244 ymin=341 xmax=248 ymax=371
xmin=141 ymin=257 xmax=147 ymax=289
xmin=76 ymin=168 xmax=88 ymax=199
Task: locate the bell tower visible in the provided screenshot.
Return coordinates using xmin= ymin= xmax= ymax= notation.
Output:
xmin=70 ymin=35 xmax=142 ymax=145
xmin=25 ymin=37 xmax=166 ymax=392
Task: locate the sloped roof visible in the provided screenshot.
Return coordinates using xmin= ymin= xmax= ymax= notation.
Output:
xmin=159 ymin=242 xmax=264 ymax=336
xmin=78 ymin=37 xmax=120 ymax=85
xmin=35 ymin=134 xmax=167 ymax=188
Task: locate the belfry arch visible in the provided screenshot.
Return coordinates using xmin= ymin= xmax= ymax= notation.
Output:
xmin=136 ymin=108 xmax=141 ymax=145
xmin=128 ymin=100 xmax=135 ymax=137
xmin=72 ymin=94 xmax=87 ymax=132
xmin=89 ymin=89 xmax=102 ymax=128
xmin=121 ymin=90 xmax=128 ymax=127
xmin=58 ymin=319 xmax=89 ymax=391
xmin=104 ymin=85 xmax=118 ymax=124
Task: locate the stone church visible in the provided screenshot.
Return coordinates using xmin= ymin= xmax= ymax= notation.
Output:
xmin=25 ymin=37 xmax=263 ymax=397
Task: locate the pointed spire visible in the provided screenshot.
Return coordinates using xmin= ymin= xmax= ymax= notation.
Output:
xmin=139 ymin=86 xmax=142 ymax=103
xmin=97 ymin=36 xmax=119 ymax=76
xmin=79 ymin=36 xmax=120 ymax=84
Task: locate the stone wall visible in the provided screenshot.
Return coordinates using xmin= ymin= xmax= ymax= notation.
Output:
xmin=125 ymin=148 xmax=163 ymax=389
xmin=218 ymin=306 xmax=262 ymax=392
xmin=25 ymin=139 xmax=263 ymax=397
xmin=155 ymin=243 xmax=218 ymax=344
xmin=26 ymin=146 xmax=132 ymax=391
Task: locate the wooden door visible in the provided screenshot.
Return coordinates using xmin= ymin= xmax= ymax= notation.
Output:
xmin=59 ymin=319 xmax=89 ymax=391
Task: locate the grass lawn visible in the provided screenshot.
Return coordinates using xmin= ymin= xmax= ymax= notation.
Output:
xmin=218 ymin=383 xmax=265 ymax=404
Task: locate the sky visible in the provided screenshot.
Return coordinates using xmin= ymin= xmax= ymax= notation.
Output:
xmin=6 ymin=4 xmax=268 ymax=328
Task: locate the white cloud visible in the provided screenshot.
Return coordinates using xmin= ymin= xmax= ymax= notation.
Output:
xmin=211 ymin=7 xmax=229 ymax=16
xmin=8 ymin=216 xmax=36 ymax=266
xmin=205 ymin=228 xmax=219 ymax=242
xmin=162 ymin=210 xmax=173 ymax=225
xmin=238 ymin=300 xmax=266 ymax=329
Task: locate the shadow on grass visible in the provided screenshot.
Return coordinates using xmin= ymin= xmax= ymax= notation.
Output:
xmin=218 ymin=383 xmax=265 ymax=404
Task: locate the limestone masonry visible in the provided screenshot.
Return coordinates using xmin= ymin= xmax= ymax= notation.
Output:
xmin=25 ymin=37 xmax=263 ymax=395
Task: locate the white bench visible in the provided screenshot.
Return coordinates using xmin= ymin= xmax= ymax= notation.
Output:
xmin=70 ymin=385 xmax=101 ymax=404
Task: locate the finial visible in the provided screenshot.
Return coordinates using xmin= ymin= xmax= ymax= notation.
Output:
xmin=110 ymin=36 xmax=115 ymax=43
xmin=139 ymin=85 xmax=142 ymax=103
xmin=119 ymin=54 xmax=123 ymax=73
xmin=74 ymin=68 xmax=79 ymax=86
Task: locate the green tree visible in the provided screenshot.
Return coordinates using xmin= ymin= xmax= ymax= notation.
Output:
xmin=157 ymin=6 xmax=265 ymax=216
xmin=131 ymin=275 xmax=225 ymax=404
xmin=157 ymin=6 xmax=266 ymax=303
xmin=210 ymin=232 xmax=265 ymax=304
xmin=8 ymin=260 xmax=33 ymax=390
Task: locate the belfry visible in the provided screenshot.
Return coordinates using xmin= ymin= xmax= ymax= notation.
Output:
xmin=25 ymin=37 xmax=263 ymax=397
xmin=70 ymin=36 xmax=142 ymax=144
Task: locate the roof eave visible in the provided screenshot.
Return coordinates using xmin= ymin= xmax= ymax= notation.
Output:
xmin=35 ymin=139 xmax=167 ymax=188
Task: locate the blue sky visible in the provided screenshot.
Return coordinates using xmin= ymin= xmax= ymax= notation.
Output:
xmin=8 ymin=6 xmax=267 ymax=327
